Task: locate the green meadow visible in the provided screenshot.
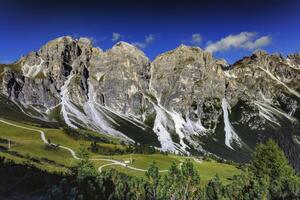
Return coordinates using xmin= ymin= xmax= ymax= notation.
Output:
xmin=0 ymin=119 xmax=240 ymax=185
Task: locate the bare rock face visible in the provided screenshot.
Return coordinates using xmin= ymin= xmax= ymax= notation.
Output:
xmin=221 ymin=51 xmax=300 ymax=169
xmin=88 ymin=41 xmax=151 ymax=117
xmin=1 ymin=36 xmax=300 ymax=170
xmin=1 ymin=36 xmax=92 ymax=111
xmin=150 ymin=45 xmax=226 ymax=130
xmin=227 ymin=51 xmax=300 ymax=100
xmin=225 ymin=51 xmax=300 ymax=128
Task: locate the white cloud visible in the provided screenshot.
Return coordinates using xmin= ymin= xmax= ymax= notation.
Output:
xmin=132 ymin=34 xmax=155 ymax=49
xmin=242 ymin=36 xmax=271 ymax=49
xmin=182 ymin=33 xmax=202 ymax=46
xmin=112 ymin=32 xmax=122 ymax=42
xmin=191 ymin=33 xmax=202 ymax=44
xmin=205 ymin=32 xmax=271 ymax=53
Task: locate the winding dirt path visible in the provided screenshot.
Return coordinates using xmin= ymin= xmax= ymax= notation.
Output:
xmin=0 ymin=119 xmax=169 ymax=173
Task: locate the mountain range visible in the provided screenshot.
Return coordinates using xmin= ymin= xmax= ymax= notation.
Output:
xmin=1 ymin=36 xmax=299 ymax=170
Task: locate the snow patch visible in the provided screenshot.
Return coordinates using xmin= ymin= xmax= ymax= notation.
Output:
xmin=60 ymin=75 xmax=89 ymax=128
xmin=11 ymin=99 xmax=48 ymax=121
xmin=159 ymin=106 xmax=189 ymax=150
xmin=84 ymin=102 xmax=131 ymax=139
xmin=45 ymin=103 xmax=62 ymax=115
xmin=185 ymin=117 xmax=207 ymax=135
xmin=255 ymin=102 xmax=280 ymax=126
xmin=258 ymin=66 xmax=300 ymax=98
xmin=254 ymin=101 xmax=296 ymax=123
xmin=59 ymin=75 xmax=142 ymax=141
xmin=97 ymin=103 xmax=146 ymax=130
xmin=222 ymin=98 xmax=242 ymax=150
xmin=29 ymin=105 xmax=48 ymax=119
xmin=83 ymin=80 xmax=133 ymax=140
xmin=152 ymin=104 xmax=177 ymax=152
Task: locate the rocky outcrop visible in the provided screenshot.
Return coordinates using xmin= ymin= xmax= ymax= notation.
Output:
xmin=150 ymin=45 xmax=226 ymax=129
xmin=1 ymin=36 xmax=299 ymax=169
xmin=88 ymin=41 xmax=151 ymax=117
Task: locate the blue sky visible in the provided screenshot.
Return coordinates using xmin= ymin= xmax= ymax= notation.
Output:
xmin=0 ymin=0 xmax=300 ymax=64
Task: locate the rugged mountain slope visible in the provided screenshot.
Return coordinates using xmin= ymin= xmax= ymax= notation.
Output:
xmin=1 ymin=36 xmax=299 ymax=169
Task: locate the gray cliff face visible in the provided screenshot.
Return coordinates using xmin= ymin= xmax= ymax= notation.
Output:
xmin=88 ymin=41 xmax=151 ymax=118
xmin=2 ymin=36 xmax=91 ymax=111
xmin=227 ymin=51 xmax=300 ymax=101
xmin=1 ymin=36 xmax=300 ymax=169
xmin=150 ymin=45 xmax=226 ymax=130
xmin=225 ymin=51 xmax=300 ymax=130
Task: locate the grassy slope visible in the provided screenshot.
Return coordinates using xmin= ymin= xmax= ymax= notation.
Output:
xmin=101 ymin=155 xmax=240 ymax=185
xmin=0 ymin=120 xmax=114 ymax=172
xmin=195 ymin=160 xmax=240 ymax=185
xmin=0 ymin=119 xmax=240 ymax=185
xmin=0 ymin=122 xmax=74 ymax=172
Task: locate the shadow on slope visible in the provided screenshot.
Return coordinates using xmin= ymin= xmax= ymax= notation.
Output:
xmin=0 ymin=95 xmax=59 ymax=128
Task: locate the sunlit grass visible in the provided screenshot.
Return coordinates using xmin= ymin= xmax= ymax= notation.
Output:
xmin=0 ymin=119 xmax=241 ymax=184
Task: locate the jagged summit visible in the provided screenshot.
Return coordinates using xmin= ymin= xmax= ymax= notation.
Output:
xmin=252 ymin=49 xmax=268 ymax=57
xmin=43 ymin=35 xmax=92 ymax=45
xmin=216 ymin=58 xmax=229 ymax=68
xmin=39 ymin=36 xmax=76 ymax=51
xmin=37 ymin=36 xmax=96 ymax=58
xmin=154 ymin=44 xmax=206 ymax=61
xmin=288 ymin=53 xmax=300 ymax=59
xmin=113 ymin=41 xmax=136 ymax=48
xmin=177 ymin=44 xmax=203 ymax=51
xmin=109 ymin=41 xmax=148 ymax=59
xmin=49 ymin=35 xmax=74 ymax=43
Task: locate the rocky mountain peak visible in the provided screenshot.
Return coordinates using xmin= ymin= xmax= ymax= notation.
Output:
xmin=155 ymin=44 xmax=205 ymax=58
xmin=37 ymin=36 xmax=95 ymax=59
xmin=39 ymin=36 xmax=75 ymax=51
xmin=110 ymin=41 xmax=148 ymax=59
xmin=1 ymin=36 xmax=300 ymax=170
xmin=177 ymin=44 xmax=203 ymax=51
xmin=77 ymin=37 xmax=93 ymax=47
xmin=152 ymin=45 xmax=214 ymax=72
xmin=252 ymin=49 xmax=268 ymax=58
xmin=114 ymin=41 xmax=135 ymax=48
xmin=288 ymin=53 xmax=300 ymax=59
xmin=216 ymin=58 xmax=229 ymax=68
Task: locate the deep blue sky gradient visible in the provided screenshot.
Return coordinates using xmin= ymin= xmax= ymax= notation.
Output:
xmin=0 ymin=0 xmax=300 ymax=63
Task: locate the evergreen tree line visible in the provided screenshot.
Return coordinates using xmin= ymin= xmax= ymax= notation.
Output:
xmin=46 ymin=140 xmax=300 ymax=200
